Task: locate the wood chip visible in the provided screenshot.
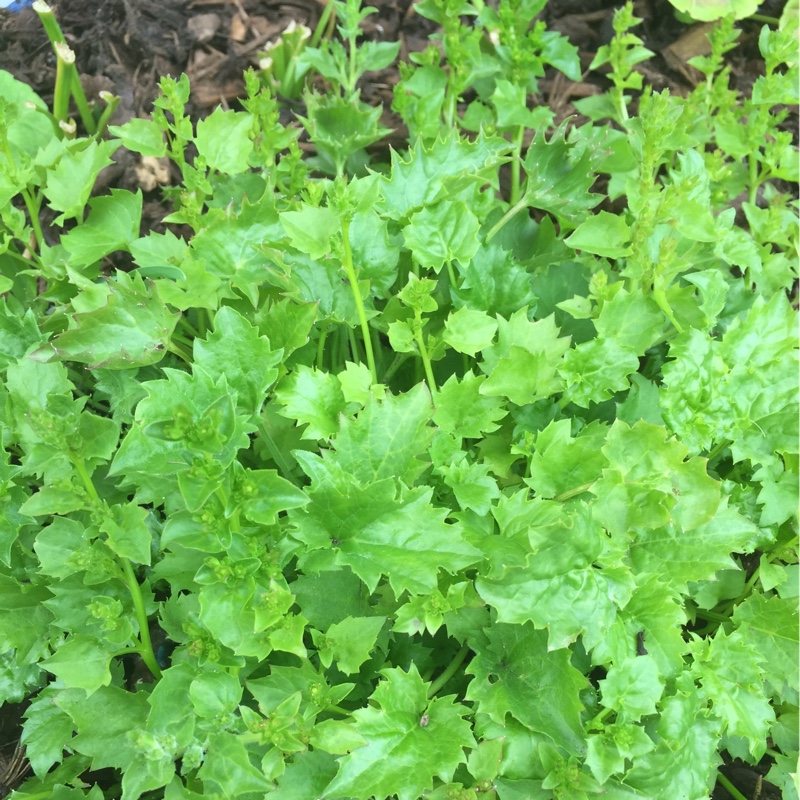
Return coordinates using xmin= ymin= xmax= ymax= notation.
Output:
xmin=230 ymin=13 xmax=248 ymax=42
xmin=662 ymin=23 xmax=714 ymax=86
xmin=187 ymin=13 xmax=221 ymax=44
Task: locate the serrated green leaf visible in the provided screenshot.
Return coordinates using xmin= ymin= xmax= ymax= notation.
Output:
xmin=291 ymin=465 xmax=480 ymax=595
xmin=108 ymin=118 xmax=167 ymax=157
xmin=442 ymin=307 xmax=498 ymax=355
xmin=465 ymin=623 xmax=587 ymax=754
xmin=331 ymin=384 xmax=434 ymax=483
xmin=434 ymin=372 xmax=507 ymax=439
xmin=194 ymin=107 xmax=254 ymax=174
xmin=403 ymin=200 xmax=481 ymax=273
xmin=33 ymin=272 xmax=180 ymax=370
xmin=565 ymin=211 xmax=632 ymax=258
xmin=60 ymin=190 xmax=143 ymax=267
xmin=324 ymin=665 xmax=474 ymax=800
xmin=43 ymin=637 xmax=113 ymax=695
xmin=194 ymin=305 xmax=281 ymax=417
xmin=274 ymin=365 xmax=346 ymax=439
xmin=314 ymin=615 xmax=385 ymax=675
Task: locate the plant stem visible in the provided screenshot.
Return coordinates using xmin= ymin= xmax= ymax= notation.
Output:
xmin=381 ymin=352 xmax=410 ymax=383
xmin=748 ymin=154 xmax=760 ymax=205
xmin=485 ymin=192 xmax=529 ymax=243
xmin=94 ymin=92 xmax=121 ymax=138
xmin=72 ymin=457 xmax=101 ymax=504
xmin=589 ymin=706 xmax=614 ymax=729
xmin=427 ymin=643 xmax=470 ymax=698
xmin=168 ymin=341 xmax=193 ymax=364
xmin=413 ymin=316 xmax=437 ymax=393
xmin=510 ymin=125 xmax=524 ymax=205
xmin=52 ymin=42 xmax=74 ymax=123
xmin=317 ymin=322 xmax=329 ymax=369
xmin=121 ymin=559 xmax=163 ymax=680
xmin=310 ymin=0 xmax=336 ymax=47
xmin=34 ymin=0 xmax=96 ymax=134
xmin=554 ymin=481 xmax=596 ymax=502
xmin=20 ymin=189 xmax=45 ymax=252
xmin=716 ymin=771 xmax=748 ymax=800
xmin=340 ymin=217 xmax=377 ymax=383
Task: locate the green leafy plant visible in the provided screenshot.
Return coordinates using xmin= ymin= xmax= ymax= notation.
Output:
xmin=0 ymin=2 xmax=798 ymax=800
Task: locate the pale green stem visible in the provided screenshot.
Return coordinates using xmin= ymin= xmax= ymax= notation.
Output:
xmin=340 ymin=217 xmax=377 ymax=383
xmin=168 ymin=341 xmax=193 ymax=364
xmin=485 ymin=193 xmax=530 ymax=243
xmin=427 ymin=644 xmax=469 ymax=698
xmin=20 ymin=189 xmax=45 ymax=252
xmin=310 ymin=0 xmax=336 ymax=47
xmin=716 ymin=772 xmax=748 ymax=800
xmin=52 ymin=42 xmax=73 ymax=123
xmin=316 ymin=322 xmax=329 ymax=369
xmin=554 ymin=481 xmax=596 ymax=503
xmin=121 ymin=559 xmax=163 ymax=680
xmin=94 ymin=92 xmax=121 ymax=138
xmin=413 ymin=315 xmax=437 ymax=393
xmin=509 ymin=125 xmax=524 ymax=205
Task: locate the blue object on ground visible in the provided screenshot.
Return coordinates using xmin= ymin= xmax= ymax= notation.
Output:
xmin=1 ymin=0 xmax=35 ymax=11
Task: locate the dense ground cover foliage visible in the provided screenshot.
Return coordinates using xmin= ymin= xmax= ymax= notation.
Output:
xmin=0 ymin=1 xmax=798 ymax=798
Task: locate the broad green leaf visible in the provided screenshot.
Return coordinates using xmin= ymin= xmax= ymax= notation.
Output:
xmin=593 ymin=288 xmax=667 ymax=355
xmin=290 ymin=569 xmax=372 ymax=630
xmin=194 ymin=107 xmax=254 ymax=174
xmin=255 ymin=298 xmax=318 ymax=357
xmin=624 ymin=678 xmax=722 ymax=798
xmin=189 ymin=671 xmax=242 ymax=718
xmin=22 ymin=687 xmax=76 ymax=775
xmin=42 ymin=139 xmax=119 ymax=224
xmin=42 ymin=636 xmax=113 ymax=694
xmin=598 ymin=655 xmax=664 ymax=722
xmin=280 ymin=205 xmax=340 ymax=260
xmin=100 ymin=503 xmax=152 ymax=565
xmin=379 ymin=131 xmax=511 ymax=222
xmin=403 ymin=200 xmax=481 ymax=273
xmin=465 ymin=623 xmax=587 ymax=754
xmin=33 ymin=272 xmax=180 ymax=370
xmin=240 ymin=468 xmax=309 ymax=525
xmin=453 ymin=241 xmax=537 ymax=317
xmin=692 ymin=629 xmax=774 ymax=758
xmin=331 ymin=384 xmax=434 ymax=483
xmin=442 ymin=307 xmax=498 ymax=355
xmin=667 ymin=0 xmax=760 ymax=21
xmin=324 ymin=665 xmax=474 ymax=800
xmin=627 ymin=499 xmax=760 ymax=589
xmin=527 ymin=419 xmax=608 ymax=500
xmin=194 ymin=305 xmax=282 ymax=416
xmin=733 ymin=592 xmax=799 ymax=693
xmin=442 ymin=459 xmax=501 ymax=515
xmin=198 ymin=732 xmax=272 ymax=795
xmin=522 ymin=124 xmax=601 ymax=224
xmin=565 ymin=211 xmax=632 ymax=258
xmin=434 ymin=372 xmax=508 ymax=439
xmin=108 ymin=118 xmax=166 ymax=157
xmin=559 ymin=337 xmax=639 ymax=407
xmin=314 ymin=615 xmax=386 ymax=675
xmin=60 ymin=190 xmax=143 ymax=267
xmin=56 ymin=685 xmax=149 ymax=771
xmin=290 ymin=464 xmax=480 ymax=595
xmin=274 ymin=365 xmax=346 ymax=439
xmin=592 ymin=420 xmax=721 ymax=536
xmin=480 ymin=310 xmax=570 ymax=405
